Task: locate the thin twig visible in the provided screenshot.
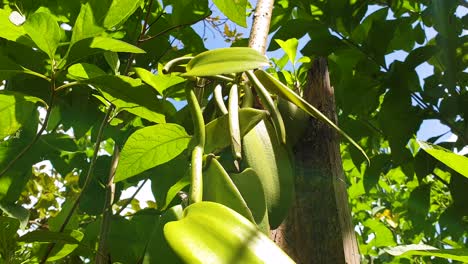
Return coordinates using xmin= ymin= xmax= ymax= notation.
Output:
xmin=115 ymin=178 xmax=149 ymax=216
xmin=39 ymin=106 xmax=113 ymax=264
xmin=54 ymin=81 xmax=80 ymax=92
xmin=95 ymin=144 xmax=120 ymax=264
xmin=138 ymin=13 xmax=211 ymax=43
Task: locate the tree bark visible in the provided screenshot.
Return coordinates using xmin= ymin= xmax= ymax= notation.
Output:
xmin=248 ymin=0 xmax=274 ymax=55
xmin=271 ymin=58 xmax=360 ymax=264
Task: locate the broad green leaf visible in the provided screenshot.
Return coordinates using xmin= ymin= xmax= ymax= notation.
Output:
xmin=19 ymin=229 xmax=84 ymax=261
xmin=24 ymin=12 xmax=61 ymax=59
xmin=275 ymin=38 xmax=298 ymax=64
xmin=70 ymin=3 xmax=104 ymax=45
xmin=0 ymin=53 xmax=48 ymax=80
xmin=418 ymin=140 xmax=468 ymax=178
xmin=114 ymin=124 xmax=191 ymax=182
xmin=254 ymin=69 xmax=369 ymax=163
xmin=0 ymin=201 xmax=29 ymax=229
xmin=134 ymin=67 xmax=186 ymax=95
xmin=0 ymin=92 xmax=42 ymax=139
xmin=213 ymin=0 xmax=247 ymax=27
xmin=149 ymin=153 xmax=190 ymax=210
xmin=102 ymin=0 xmax=143 ymax=29
xmin=104 ymin=51 xmax=120 ymax=74
xmin=183 ymin=47 xmax=269 ymax=77
xmin=0 ymin=216 xmax=19 ymax=240
xmin=86 ymin=75 xmax=173 ymax=123
xmin=164 ymin=202 xmax=295 ymax=264
xmin=67 ymin=63 xmax=106 ymax=80
xmin=171 ymin=0 xmax=209 ymax=26
xmin=230 ymin=168 xmax=270 ymax=234
xmin=205 ymin=108 xmax=267 ymax=153
xmin=364 ymin=219 xmax=396 ymax=247
xmin=203 ymin=158 xmax=254 ymax=222
xmin=18 ymin=230 xmax=81 ymax=244
xmin=89 ymin=36 xmax=145 ymax=53
xmin=386 ymin=244 xmax=468 ymax=262
xmin=0 ymin=9 xmax=31 ymax=45
xmin=144 ymin=205 xmax=184 ymax=264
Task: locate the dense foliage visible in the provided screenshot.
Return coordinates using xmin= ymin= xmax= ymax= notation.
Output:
xmin=0 ymin=0 xmax=467 ymax=263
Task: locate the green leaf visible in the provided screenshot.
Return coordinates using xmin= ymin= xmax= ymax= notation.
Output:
xmin=0 ymin=9 xmax=31 ymax=45
xmin=144 ymin=205 xmax=184 ymax=264
xmin=89 ymin=36 xmax=145 ymax=53
xmin=418 ymin=140 xmax=468 ymax=178
xmin=183 ymin=47 xmax=269 ymax=77
xmin=204 ymin=108 xmax=267 ymax=153
xmin=0 ymin=92 xmax=42 ymax=139
xmin=85 ymin=75 xmax=173 ymax=123
xmin=171 ymin=0 xmax=209 ymax=26
xmin=0 ymin=53 xmax=48 ymax=80
xmin=104 ymin=51 xmax=120 ymax=74
xmin=275 ymin=38 xmax=298 ymax=64
xmin=364 ymin=219 xmax=396 ymax=247
xmin=18 ymin=230 xmax=81 ymax=244
xmin=386 ymin=244 xmax=468 ymax=262
xmin=0 ymin=201 xmax=29 ymax=229
xmin=254 ymin=69 xmax=369 ymax=163
xmin=20 ymin=229 xmax=84 ymax=261
xmin=134 ymin=67 xmax=186 ymax=95
xmin=67 ymin=63 xmax=106 ymax=80
xmin=164 ymin=202 xmax=294 ymax=264
xmin=70 ymin=3 xmax=104 ymax=45
xmin=0 ymin=216 xmax=19 ymax=240
xmin=230 ymin=168 xmax=269 ymax=234
xmin=203 ymin=158 xmax=255 ymax=222
xmin=213 ymin=0 xmax=247 ymax=27
xmin=24 ymin=12 xmax=61 ymax=59
xmin=102 ymin=0 xmax=143 ymax=29
xmin=149 ymin=153 xmax=190 ymax=210
xmin=114 ymin=124 xmax=191 ymax=182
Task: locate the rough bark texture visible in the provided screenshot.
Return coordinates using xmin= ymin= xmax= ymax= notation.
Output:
xmin=247 ymin=0 xmax=274 ymax=54
xmin=271 ymin=58 xmax=360 ymax=264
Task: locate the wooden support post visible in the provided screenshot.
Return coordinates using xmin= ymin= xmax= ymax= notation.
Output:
xmin=271 ymin=57 xmax=360 ymax=264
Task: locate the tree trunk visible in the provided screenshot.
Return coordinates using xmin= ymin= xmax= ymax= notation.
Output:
xmin=271 ymin=58 xmax=360 ymax=264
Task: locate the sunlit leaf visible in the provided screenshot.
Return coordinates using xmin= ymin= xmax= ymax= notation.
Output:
xmin=213 ymin=0 xmax=247 ymax=27
xmin=386 ymin=244 xmax=468 ymax=262
xmin=183 ymin=47 xmax=269 ymax=76
xmin=418 ymin=140 xmax=468 ymax=178
xmin=24 ymin=12 xmax=61 ymax=59
xmin=203 ymin=158 xmax=254 ymax=222
xmin=275 ymin=38 xmax=298 ymax=64
xmin=102 ymin=0 xmax=144 ymax=29
xmin=70 ymin=3 xmax=104 ymax=45
xmin=134 ymin=67 xmax=186 ymax=95
xmin=0 ymin=92 xmax=42 ymax=139
xmin=89 ymin=36 xmax=145 ymax=53
xmin=0 ymin=9 xmax=31 ymax=44
xmin=114 ymin=124 xmax=191 ymax=182
xmin=67 ymin=63 xmax=106 ymax=80
xmin=164 ymin=202 xmax=295 ymax=264
xmin=86 ymin=75 xmax=173 ymax=123
xmin=205 ymin=108 xmax=267 ymax=153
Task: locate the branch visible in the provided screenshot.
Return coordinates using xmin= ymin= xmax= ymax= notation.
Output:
xmin=248 ymin=0 xmax=274 ymax=54
xmin=115 ymin=178 xmax=149 ymax=216
xmin=95 ymin=144 xmax=120 ymax=264
xmin=138 ymin=13 xmax=211 ymax=43
xmin=39 ymin=106 xmax=113 ymax=264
